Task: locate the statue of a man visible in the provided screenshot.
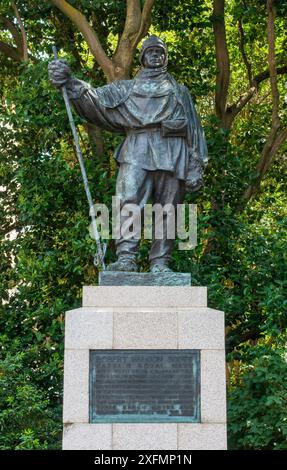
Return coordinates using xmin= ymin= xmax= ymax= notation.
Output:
xmin=48 ymin=35 xmax=208 ymax=273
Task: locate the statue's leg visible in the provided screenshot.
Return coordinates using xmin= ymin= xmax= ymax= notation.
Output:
xmin=149 ymin=171 xmax=185 ymax=273
xmin=107 ymin=163 xmax=153 ymax=272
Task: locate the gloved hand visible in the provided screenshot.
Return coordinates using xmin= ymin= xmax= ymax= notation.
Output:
xmin=48 ymin=59 xmax=72 ymax=89
xmin=185 ymin=176 xmax=203 ymax=193
xmin=185 ymin=157 xmax=204 ymax=193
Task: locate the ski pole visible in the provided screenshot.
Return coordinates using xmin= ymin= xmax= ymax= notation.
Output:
xmin=52 ymin=46 xmax=106 ymax=270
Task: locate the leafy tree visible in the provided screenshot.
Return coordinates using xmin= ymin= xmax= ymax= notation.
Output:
xmin=0 ymin=0 xmax=286 ymax=449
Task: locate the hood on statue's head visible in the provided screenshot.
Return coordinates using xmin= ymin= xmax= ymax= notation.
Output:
xmin=139 ymin=35 xmax=168 ymax=66
xmin=138 ymin=35 xmax=168 ymax=79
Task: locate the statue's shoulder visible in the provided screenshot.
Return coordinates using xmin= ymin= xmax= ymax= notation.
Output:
xmin=177 ymin=82 xmax=191 ymax=97
xmin=177 ymin=83 xmax=195 ymax=106
xmin=111 ymin=79 xmax=134 ymax=91
xmin=167 ymin=74 xmax=191 ymax=96
xmin=96 ymin=79 xmax=134 ymax=108
xmin=96 ymin=78 xmax=133 ymax=89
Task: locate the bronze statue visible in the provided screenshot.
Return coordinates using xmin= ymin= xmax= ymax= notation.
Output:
xmin=49 ymin=35 xmax=208 ymax=273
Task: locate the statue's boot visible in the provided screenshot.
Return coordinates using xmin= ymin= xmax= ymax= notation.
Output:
xmin=106 ymin=255 xmax=138 ymax=272
xmin=150 ymin=261 xmax=173 ymax=273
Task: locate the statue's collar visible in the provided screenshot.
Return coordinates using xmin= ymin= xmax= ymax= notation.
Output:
xmin=135 ymin=65 xmax=168 ymax=80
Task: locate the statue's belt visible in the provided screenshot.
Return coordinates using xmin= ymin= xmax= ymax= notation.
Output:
xmin=127 ymin=126 xmax=161 ymax=135
xmin=126 ymin=119 xmax=188 ymax=138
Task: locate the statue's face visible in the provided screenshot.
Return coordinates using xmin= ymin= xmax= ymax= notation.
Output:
xmin=143 ymin=46 xmax=166 ymax=68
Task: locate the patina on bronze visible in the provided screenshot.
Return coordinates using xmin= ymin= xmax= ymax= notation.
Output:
xmin=48 ymin=35 xmax=208 ymax=273
xmin=89 ymin=350 xmax=200 ymax=423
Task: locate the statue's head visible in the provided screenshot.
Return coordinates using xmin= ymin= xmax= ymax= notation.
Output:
xmin=139 ymin=35 xmax=168 ymax=69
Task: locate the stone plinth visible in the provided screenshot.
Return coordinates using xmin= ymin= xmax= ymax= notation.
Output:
xmin=63 ymin=286 xmax=227 ymax=450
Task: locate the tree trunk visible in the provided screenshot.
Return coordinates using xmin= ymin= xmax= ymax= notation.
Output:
xmin=50 ymin=0 xmax=155 ymax=81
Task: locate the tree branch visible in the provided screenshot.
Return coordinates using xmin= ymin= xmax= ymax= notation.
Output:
xmin=267 ymin=0 xmax=280 ymax=127
xmin=123 ymin=0 xmax=142 ymax=37
xmin=0 ymin=16 xmax=22 ymax=50
xmin=11 ymin=1 xmax=28 ymax=60
xmin=240 ymin=127 xmax=287 ymax=202
xmin=238 ymin=0 xmax=287 ymax=206
xmin=132 ymin=0 xmax=155 ymax=47
xmin=238 ymin=19 xmax=253 ymax=87
xmin=113 ymin=0 xmax=155 ymax=79
xmin=0 ymin=39 xmax=22 ymax=61
xmin=113 ymin=0 xmax=142 ymax=77
xmin=212 ymin=0 xmax=230 ymax=124
xmin=225 ymin=65 xmax=287 ymax=128
xmin=50 ymin=0 xmax=155 ymax=80
xmin=254 ymin=65 xmax=287 ymax=86
xmin=0 ymin=15 xmax=25 ymax=61
xmin=212 ymin=1 xmax=287 ymax=130
xmin=49 ymin=0 xmax=114 ymax=80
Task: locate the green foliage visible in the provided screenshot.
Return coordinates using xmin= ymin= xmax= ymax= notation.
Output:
xmin=228 ymin=346 xmax=287 ymax=450
xmin=0 ymin=342 xmax=62 ymax=449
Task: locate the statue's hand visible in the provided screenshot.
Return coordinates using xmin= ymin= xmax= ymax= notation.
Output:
xmin=48 ymin=59 xmax=72 ymax=89
xmin=185 ymin=156 xmax=204 ymax=193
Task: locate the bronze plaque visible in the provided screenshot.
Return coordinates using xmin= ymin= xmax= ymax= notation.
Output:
xmin=89 ymin=350 xmax=200 ymax=423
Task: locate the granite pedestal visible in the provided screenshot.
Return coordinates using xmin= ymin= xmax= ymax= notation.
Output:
xmin=62 ymin=285 xmax=227 ymax=450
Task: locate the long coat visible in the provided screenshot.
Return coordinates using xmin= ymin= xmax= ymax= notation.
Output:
xmin=67 ymin=72 xmax=208 ymax=182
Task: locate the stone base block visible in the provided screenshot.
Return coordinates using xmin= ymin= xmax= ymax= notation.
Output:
xmin=63 ymin=286 xmax=227 ymax=450
xmin=63 ymin=423 xmax=227 ymax=450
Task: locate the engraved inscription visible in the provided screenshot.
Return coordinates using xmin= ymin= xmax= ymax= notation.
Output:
xmin=89 ymin=350 xmax=200 ymax=423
